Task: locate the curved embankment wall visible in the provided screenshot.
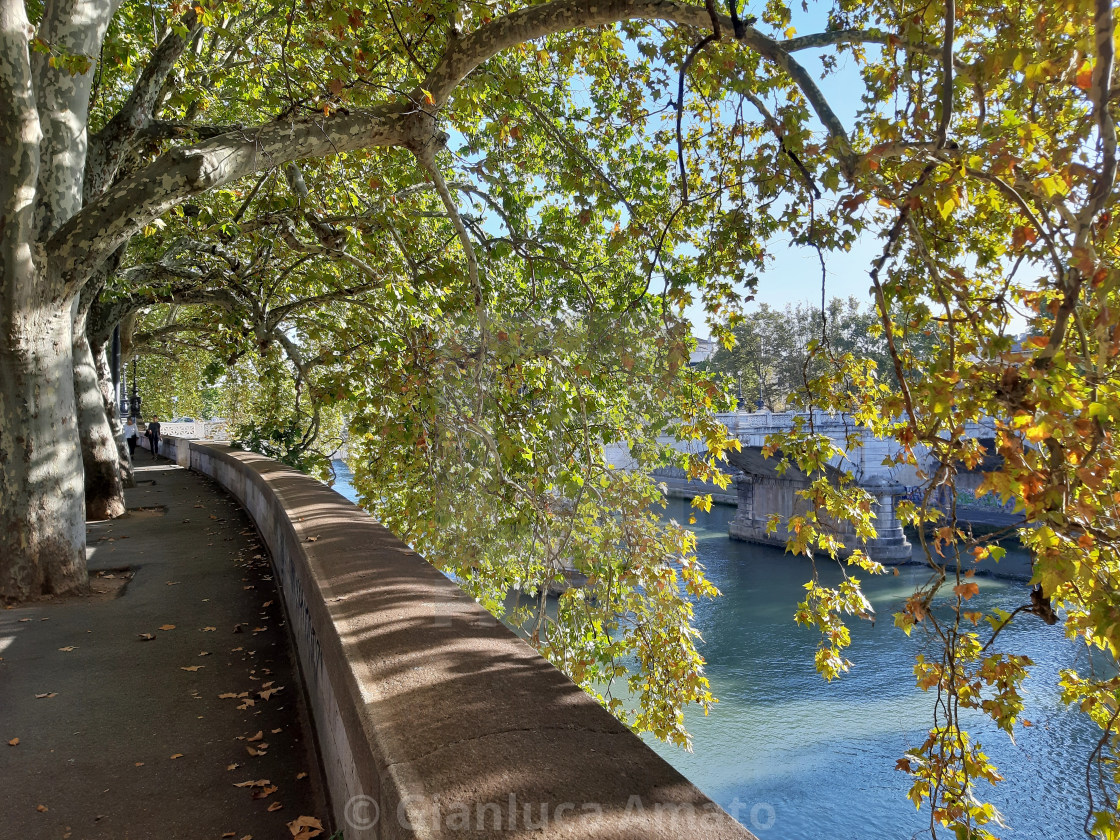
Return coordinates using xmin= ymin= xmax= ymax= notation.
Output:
xmin=160 ymin=438 xmax=754 ymax=840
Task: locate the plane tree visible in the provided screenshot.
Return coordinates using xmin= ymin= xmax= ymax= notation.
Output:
xmin=121 ymin=144 xmax=737 ymax=746
xmin=2 ymin=0 xmax=1119 ymax=835
xmin=2 ymin=0 xmax=777 ymax=599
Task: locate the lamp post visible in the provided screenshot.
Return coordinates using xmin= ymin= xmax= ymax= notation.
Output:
xmin=128 ymin=360 xmax=142 ymax=420
xmin=755 ymin=336 xmax=765 ymax=411
xmin=118 ymin=363 xmax=130 ymax=418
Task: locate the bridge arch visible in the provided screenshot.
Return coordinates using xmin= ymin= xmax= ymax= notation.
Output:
xmin=726 ymin=445 xmax=912 ymax=564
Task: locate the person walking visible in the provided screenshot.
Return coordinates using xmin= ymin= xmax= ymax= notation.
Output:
xmin=123 ymin=416 xmax=139 ymax=459
xmin=145 ymin=416 xmax=162 ymax=459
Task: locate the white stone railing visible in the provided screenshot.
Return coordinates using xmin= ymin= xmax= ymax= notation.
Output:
xmin=156 ymin=420 xmax=229 ymax=441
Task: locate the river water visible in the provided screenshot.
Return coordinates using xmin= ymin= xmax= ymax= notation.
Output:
xmin=332 ymin=463 xmax=1098 ymax=839
xmin=644 ymin=498 xmax=1097 ymax=840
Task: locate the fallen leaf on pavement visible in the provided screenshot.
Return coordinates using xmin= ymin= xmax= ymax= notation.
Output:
xmin=251 ymin=785 xmax=278 ymax=800
xmin=234 ymin=779 xmax=270 ymax=788
xmin=246 ymin=745 xmax=267 ymax=756
xmin=158 ymin=624 xmax=175 ymax=631
xmin=138 ymin=633 xmax=155 ymax=641
xmin=259 ymin=687 xmax=283 ymax=700
xmin=267 ymin=802 xmax=283 ymax=812
xmin=170 ymin=753 xmax=183 ymax=759
xmin=34 ymin=693 xmax=57 ymax=699
xmin=270 ymin=728 xmax=282 ymax=734
xmin=18 ymin=618 xmax=31 ymax=623
xmin=295 ymin=772 xmax=307 ymax=780
xmin=8 ymin=738 xmax=18 ymax=746
xmin=36 ymin=805 xmax=47 ymax=813
xmin=218 ymin=692 xmax=240 ymax=699
xmin=180 ymin=666 xmax=203 ymax=672
xmin=198 ymin=651 xmax=210 ymax=656
xmin=58 ymin=646 xmax=76 ymax=652
xmin=226 ymin=763 xmax=240 ymax=771
xmin=287 ymin=816 xmax=323 ymax=839
xmin=134 ymin=762 xmax=144 ymax=767
xmin=247 ymin=731 xmax=264 ymax=742
xmin=202 ymin=627 xmax=217 ymax=632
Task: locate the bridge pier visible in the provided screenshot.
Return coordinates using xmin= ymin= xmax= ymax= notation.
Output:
xmin=727 ymin=461 xmax=912 ymax=564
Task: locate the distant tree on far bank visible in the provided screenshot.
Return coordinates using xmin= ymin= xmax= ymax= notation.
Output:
xmin=707 ymin=297 xmax=932 ymax=411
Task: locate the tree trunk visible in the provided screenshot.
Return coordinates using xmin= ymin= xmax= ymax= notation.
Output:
xmin=0 ymin=301 xmax=89 ymax=602
xmin=78 ymin=247 xmax=132 ymax=510
xmin=75 ymin=324 xmax=125 ymax=519
xmin=94 ymin=338 xmax=134 ymax=489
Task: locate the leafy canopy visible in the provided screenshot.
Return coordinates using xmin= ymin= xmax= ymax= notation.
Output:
xmin=96 ymin=0 xmax=1120 ymax=836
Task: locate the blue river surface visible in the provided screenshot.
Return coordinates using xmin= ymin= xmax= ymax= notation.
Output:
xmin=330 ymin=462 xmax=1100 ymax=840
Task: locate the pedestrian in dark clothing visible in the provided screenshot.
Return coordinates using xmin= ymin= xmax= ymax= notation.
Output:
xmin=146 ymin=417 xmax=162 ymax=459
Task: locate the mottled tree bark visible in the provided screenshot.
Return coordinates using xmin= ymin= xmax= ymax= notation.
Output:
xmin=79 ymin=248 xmax=133 ymax=514
xmin=0 ymin=301 xmax=89 ymax=600
xmin=95 ymin=339 xmax=135 ymax=489
xmin=0 ymin=0 xmax=110 ymax=600
xmin=75 ymin=307 xmax=125 ymax=520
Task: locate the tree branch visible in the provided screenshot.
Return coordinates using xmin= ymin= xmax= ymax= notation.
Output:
xmin=55 ymin=0 xmax=881 ymax=302
xmin=0 ymin=0 xmax=42 ymax=305
xmin=138 ymin=120 xmax=245 ymax=142
xmin=267 ymin=279 xmax=377 ymax=325
xmin=741 ymin=90 xmax=820 ymax=198
xmin=32 ymin=0 xmax=121 ymax=238
xmin=85 ymin=9 xmax=201 ymax=201
xmin=51 ymin=104 xmax=435 ymax=299
xmin=1085 ymin=0 xmax=1117 ymax=224
xmin=417 ymin=0 xmax=856 ymax=168
xmin=935 ymin=0 xmax=955 ymax=148
xmin=416 ymin=151 xmax=487 ymax=402
xmin=676 ymin=33 xmax=718 ymax=203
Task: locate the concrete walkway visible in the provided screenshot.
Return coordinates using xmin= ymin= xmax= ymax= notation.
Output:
xmin=0 ymin=459 xmax=327 ymax=839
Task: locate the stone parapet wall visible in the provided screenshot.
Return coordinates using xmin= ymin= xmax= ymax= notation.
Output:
xmin=158 ymin=437 xmax=754 ymax=840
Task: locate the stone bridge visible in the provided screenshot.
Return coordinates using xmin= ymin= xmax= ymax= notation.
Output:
xmin=607 ymin=410 xmax=998 ymax=565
